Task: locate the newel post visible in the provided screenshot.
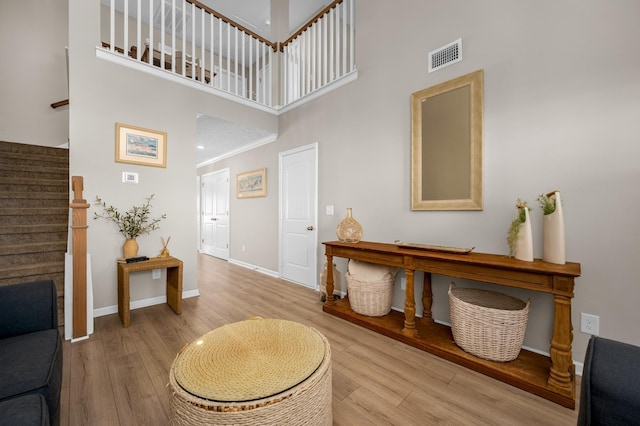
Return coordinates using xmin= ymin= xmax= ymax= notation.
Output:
xmin=70 ymin=176 xmax=90 ymax=339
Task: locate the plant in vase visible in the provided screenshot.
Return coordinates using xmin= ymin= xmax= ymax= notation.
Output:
xmin=94 ymin=194 xmax=166 ymax=258
xmin=538 ymin=190 xmax=565 ymax=264
xmin=507 ymin=198 xmax=533 ymax=261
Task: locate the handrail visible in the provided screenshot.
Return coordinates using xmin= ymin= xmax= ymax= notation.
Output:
xmin=186 ymin=0 xmax=277 ymax=51
xmin=51 ymin=99 xmax=69 ymax=109
xmin=280 ymin=0 xmax=344 ymax=50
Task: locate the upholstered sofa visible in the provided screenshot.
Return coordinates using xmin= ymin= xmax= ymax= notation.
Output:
xmin=578 ymin=335 xmax=640 ymax=425
xmin=0 ymin=280 xmax=63 ymax=426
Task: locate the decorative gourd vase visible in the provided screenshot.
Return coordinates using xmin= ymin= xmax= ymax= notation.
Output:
xmin=123 ymin=238 xmax=139 ymax=258
xmin=514 ymin=207 xmax=533 ymax=262
xmin=336 ymin=208 xmax=363 ymax=243
xmin=319 ymin=262 xmax=341 ymax=297
xmin=542 ymin=191 xmax=565 ymax=265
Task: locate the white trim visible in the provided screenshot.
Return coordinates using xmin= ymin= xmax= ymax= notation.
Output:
xmin=196 ymin=134 xmax=278 ymax=168
xmin=277 ymin=69 xmax=358 ymax=114
xmin=228 ymin=258 xmax=280 ymax=278
xmin=92 ymin=289 xmax=200 ymax=318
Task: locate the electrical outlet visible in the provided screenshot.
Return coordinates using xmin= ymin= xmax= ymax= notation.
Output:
xmin=580 ymin=313 xmax=599 ymax=335
xmin=152 ymin=269 xmax=161 ymax=280
xmin=242 ymin=244 xmax=246 ymax=253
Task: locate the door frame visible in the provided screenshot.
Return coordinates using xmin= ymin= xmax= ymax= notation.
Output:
xmin=278 ymin=142 xmax=319 ymax=288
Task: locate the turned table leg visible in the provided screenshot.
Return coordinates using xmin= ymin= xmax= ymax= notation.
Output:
xmin=421 ymin=272 xmax=433 ymax=321
xmin=548 ymin=293 xmax=574 ymax=395
xmin=325 ymin=255 xmax=335 ymax=304
xmin=402 ymin=269 xmax=417 ymax=336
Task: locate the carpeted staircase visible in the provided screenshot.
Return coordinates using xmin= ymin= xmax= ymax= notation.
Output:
xmin=0 ymin=141 xmax=69 ymax=324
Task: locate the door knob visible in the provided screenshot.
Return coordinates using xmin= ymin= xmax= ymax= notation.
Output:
xmin=307 ymin=226 xmax=314 ymax=231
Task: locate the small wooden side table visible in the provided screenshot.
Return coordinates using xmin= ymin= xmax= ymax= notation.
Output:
xmin=117 ymin=256 xmax=183 ymax=328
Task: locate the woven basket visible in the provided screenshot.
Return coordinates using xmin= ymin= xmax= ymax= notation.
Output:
xmin=448 ymin=283 xmax=530 ymax=362
xmin=346 ymin=272 xmax=394 ymax=316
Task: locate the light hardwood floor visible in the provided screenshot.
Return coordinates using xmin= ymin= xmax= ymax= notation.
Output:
xmin=59 ymin=253 xmax=580 ymax=425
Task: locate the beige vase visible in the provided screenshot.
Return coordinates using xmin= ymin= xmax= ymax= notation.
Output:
xmin=123 ymin=238 xmax=139 ymax=258
xmin=514 ymin=207 xmax=533 ymax=262
xmin=542 ymin=191 xmax=566 ymax=264
xmin=336 ymin=208 xmax=363 ymax=243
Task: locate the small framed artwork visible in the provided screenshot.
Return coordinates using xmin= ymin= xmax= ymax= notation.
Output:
xmin=237 ymin=168 xmax=266 ymax=198
xmin=115 ymin=123 xmax=167 ymax=168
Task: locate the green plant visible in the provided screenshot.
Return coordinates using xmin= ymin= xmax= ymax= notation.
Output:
xmin=94 ymin=194 xmax=166 ymax=239
xmin=537 ymin=192 xmax=557 ymax=215
xmin=507 ymin=198 xmax=530 ymax=257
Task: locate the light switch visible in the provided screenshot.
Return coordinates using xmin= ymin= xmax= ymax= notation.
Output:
xmin=326 ymin=205 xmax=334 ymax=215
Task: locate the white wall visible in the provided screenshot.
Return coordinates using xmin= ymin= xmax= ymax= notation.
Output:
xmin=201 ymin=0 xmax=640 ymax=363
xmin=0 ymin=1 xmax=69 ymax=147
xmin=68 ymin=0 xmax=277 ymax=313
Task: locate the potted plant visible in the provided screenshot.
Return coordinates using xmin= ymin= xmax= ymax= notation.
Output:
xmin=538 ymin=190 xmax=565 ymax=264
xmin=507 ymin=198 xmax=533 ymax=261
xmin=94 ymin=194 xmax=166 ymax=258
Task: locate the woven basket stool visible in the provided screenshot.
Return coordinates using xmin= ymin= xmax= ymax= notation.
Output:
xmin=169 ymin=318 xmax=332 ymax=426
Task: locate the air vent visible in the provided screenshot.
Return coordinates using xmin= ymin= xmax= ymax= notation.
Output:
xmin=428 ymin=38 xmax=462 ymax=73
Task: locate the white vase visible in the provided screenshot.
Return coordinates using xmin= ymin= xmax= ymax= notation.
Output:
xmin=514 ymin=207 xmax=533 ymax=262
xmin=542 ymin=191 xmax=566 ymax=265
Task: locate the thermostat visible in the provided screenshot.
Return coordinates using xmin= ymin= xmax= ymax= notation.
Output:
xmin=122 ymin=172 xmax=139 ymax=184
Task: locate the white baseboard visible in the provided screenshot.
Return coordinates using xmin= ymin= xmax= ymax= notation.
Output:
xmin=93 ymin=289 xmax=200 ymax=318
xmin=228 ymin=258 xmax=279 ymax=278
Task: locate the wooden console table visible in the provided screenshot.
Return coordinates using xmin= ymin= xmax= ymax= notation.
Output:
xmin=117 ymin=256 xmax=183 ymax=328
xmin=323 ymin=241 xmax=581 ymax=408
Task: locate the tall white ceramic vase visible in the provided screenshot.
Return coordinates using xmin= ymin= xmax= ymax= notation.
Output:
xmin=542 ymin=191 xmax=566 ymax=265
xmin=514 ymin=207 xmax=533 ymax=262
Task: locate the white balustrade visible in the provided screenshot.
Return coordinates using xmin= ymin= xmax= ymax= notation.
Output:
xmin=101 ymin=0 xmax=355 ymax=108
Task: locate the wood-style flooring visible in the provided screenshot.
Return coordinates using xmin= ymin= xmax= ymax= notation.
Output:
xmin=59 ymin=253 xmax=580 ymax=425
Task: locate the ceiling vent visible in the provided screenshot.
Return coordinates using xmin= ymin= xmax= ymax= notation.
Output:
xmin=428 ymin=38 xmax=462 ymax=73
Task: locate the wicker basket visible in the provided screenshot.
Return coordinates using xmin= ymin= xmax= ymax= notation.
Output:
xmin=346 ymin=272 xmax=394 ymax=316
xmin=448 ymin=283 xmax=530 ymax=362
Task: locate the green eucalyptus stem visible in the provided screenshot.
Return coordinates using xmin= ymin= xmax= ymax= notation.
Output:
xmin=94 ymin=194 xmax=166 ymax=239
xmin=507 ymin=198 xmax=530 ymax=257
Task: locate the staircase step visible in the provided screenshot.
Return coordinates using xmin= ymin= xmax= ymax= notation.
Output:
xmin=0 ymin=141 xmax=68 ymax=159
xmin=0 ymin=250 xmax=66 ymax=268
xmin=0 ymin=177 xmax=69 ymax=193
xmin=0 ymin=262 xmax=65 ymax=281
xmin=0 ymin=164 xmax=69 ymax=180
xmin=0 ymin=241 xmax=67 ymax=256
xmin=0 ymin=193 xmax=69 ymax=208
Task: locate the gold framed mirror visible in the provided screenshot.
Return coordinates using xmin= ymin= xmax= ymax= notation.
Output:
xmin=411 ymin=69 xmax=483 ymax=210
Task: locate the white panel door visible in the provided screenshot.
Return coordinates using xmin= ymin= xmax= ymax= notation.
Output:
xmin=201 ymin=169 xmax=229 ymax=260
xmin=280 ymin=144 xmax=317 ymax=288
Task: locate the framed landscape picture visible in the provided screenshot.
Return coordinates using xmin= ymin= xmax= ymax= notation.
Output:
xmin=237 ymin=168 xmax=266 ymax=198
xmin=115 ymin=123 xmax=167 ymax=168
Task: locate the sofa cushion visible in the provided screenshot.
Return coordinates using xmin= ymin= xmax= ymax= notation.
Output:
xmin=0 ymin=329 xmax=62 ymax=426
xmin=348 ymin=259 xmax=398 ymax=282
xmin=0 ymin=394 xmax=50 ymax=426
xmin=578 ymin=336 xmax=640 ymax=425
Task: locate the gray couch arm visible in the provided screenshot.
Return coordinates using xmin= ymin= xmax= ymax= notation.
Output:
xmin=0 ymin=280 xmax=58 ymax=339
xmin=578 ymin=336 xmax=640 ymax=425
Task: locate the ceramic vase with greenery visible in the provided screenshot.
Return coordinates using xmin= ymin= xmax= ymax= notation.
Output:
xmin=507 ymin=198 xmax=533 ymax=261
xmin=94 ymin=194 xmax=166 ymax=258
xmin=538 ymin=190 xmax=565 ymax=265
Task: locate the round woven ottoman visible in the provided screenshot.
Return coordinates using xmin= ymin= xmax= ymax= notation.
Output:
xmin=169 ymin=318 xmax=332 ymax=425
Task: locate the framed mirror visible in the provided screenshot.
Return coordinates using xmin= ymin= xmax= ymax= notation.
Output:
xmin=411 ymin=69 xmax=483 ymax=210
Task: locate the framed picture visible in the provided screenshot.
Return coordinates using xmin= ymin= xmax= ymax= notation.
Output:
xmin=115 ymin=123 xmax=167 ymax=168
xmin=237 ymin=168 xmax=266 ymax=198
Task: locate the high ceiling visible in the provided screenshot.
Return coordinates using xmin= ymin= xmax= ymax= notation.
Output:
xmin=194 ymin=0 xmax=333 ymax=165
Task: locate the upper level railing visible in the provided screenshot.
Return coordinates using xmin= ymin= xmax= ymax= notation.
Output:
xmin=100 ymin=0 xmax=356 ymax=109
